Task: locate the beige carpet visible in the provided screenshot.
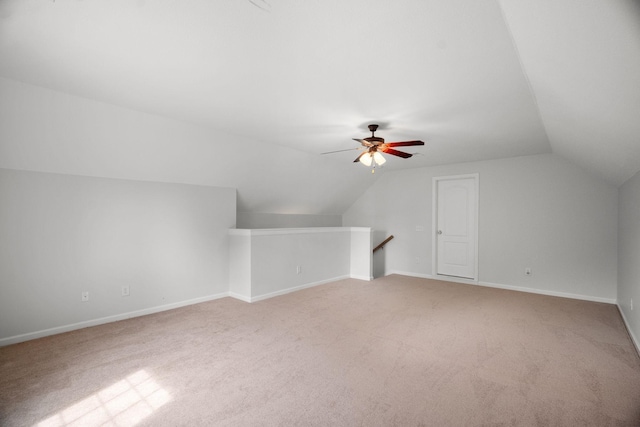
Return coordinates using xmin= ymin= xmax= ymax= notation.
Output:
xmin=1 ymin=275 xmax=640 ymax=426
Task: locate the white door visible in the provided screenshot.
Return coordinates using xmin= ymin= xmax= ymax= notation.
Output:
xmin=435 ymin=175 xmax=478 ymax=280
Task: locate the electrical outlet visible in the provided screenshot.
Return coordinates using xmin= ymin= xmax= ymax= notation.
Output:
xmin=525 ymin=267 xmax=532 ymax=276
xmin=81 ymin=291 xmax=89 ymax=302
xmin=122 ymin=286 xmax=130 ymax=297
xmin=296 ymin=265 xmax=301 ymax=274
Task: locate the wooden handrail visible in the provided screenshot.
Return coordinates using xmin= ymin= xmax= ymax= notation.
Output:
xmin=373 ymin=235 xmax=394 ymax=253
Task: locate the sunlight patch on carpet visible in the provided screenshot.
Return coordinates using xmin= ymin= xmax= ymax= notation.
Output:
xmin=36 ymin=369 xmax=171 ymax=427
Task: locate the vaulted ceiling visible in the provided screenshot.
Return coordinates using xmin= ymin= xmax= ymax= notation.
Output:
xmin=1 ymin=0 xmax=639 ymax=215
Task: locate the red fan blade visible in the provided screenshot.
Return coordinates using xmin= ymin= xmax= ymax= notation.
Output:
xmin=380 ymin=147 xmax=413 ymax=158
xmin=353 ymin=138 xmax=374 ymax=147
xmin=385 ymin=140 xmax=425 ymax=147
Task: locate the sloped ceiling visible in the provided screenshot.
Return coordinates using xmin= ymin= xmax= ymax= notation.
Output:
xmin=499 ymin=0 xmax=640 ymax=186
xmin=0 ymin=0 xmax=638 ymax=215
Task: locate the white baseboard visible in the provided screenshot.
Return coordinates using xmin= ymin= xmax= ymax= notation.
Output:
xmin=4 ymin=274 xmax=619 ymax=347
xmin=389 ymin=270 xmax=434 ymax=280
xmin=388 ymin=270 xmax=616 ymax=304
xmin=350 ymin=274 xmax=373 ymax=281
xmin=0 ymin=292 xmax=230 ymax=347
xmin=228 ymin=291 xmax=251 ymax=303
xmin=617 ymin=305 xmax=640 ymax=356
xmin=235 ymin=275 xmax=351 ymax=303
xmin=478 ymin=280 xmax=616 ymax=304
xmin=389 ymin=270 xmax=477 ymax=286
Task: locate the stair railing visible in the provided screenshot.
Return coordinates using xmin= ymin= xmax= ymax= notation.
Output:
xmin=373 ymin=235 xmax=394 ymax=253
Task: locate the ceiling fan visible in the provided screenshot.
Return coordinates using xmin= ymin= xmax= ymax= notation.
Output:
xmin=323 ymin=124 xmax=425 ymax=173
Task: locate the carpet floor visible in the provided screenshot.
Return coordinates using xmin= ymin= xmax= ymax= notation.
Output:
xmin=1 ymin=275 xmax=640 ymax=426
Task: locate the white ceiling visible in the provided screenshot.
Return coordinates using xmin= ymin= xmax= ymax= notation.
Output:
xmin=1 ymin=0 xmax=639 ymax=214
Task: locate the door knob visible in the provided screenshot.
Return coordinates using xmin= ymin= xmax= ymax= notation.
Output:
xmin=437 ymin=230 xmax=443 ymax=235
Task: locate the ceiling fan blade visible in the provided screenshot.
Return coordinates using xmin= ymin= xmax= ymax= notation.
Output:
xmin=385 ymin=140 xmax=425 ymax=147
xmin=381 ymin=147 xmax=413 ymax=158
xmin=321 ymin=147 xmax=361 ymax=155
xmin=353 ymin=138 xmax=374 ymax=147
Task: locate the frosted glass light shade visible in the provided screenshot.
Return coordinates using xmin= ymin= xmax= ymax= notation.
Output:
xmin=373 ymin=151 xmax=386 ymax=165
xmin=359 ymin=152 xmax=373 ymax=166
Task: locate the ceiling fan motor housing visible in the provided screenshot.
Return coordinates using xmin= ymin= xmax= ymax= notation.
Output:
xmin=365 ymin=136 xmax=384 ymax=145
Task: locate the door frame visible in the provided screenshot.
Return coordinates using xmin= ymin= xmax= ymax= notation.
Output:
xmin=432 ymin=173 xmax=479 ymax=283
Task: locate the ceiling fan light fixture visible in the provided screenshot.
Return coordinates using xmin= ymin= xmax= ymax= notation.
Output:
xmin=359 ymin=151 xmax=386 ymax=167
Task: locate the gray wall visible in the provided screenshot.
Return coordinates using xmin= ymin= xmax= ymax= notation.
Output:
xmin=0 ymin=168 xmax=236 ymax=342
xmin=618 ymin=170 xmax=640 ymax=348
xmin=343 ymin=153 xmax=618 ymax=302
